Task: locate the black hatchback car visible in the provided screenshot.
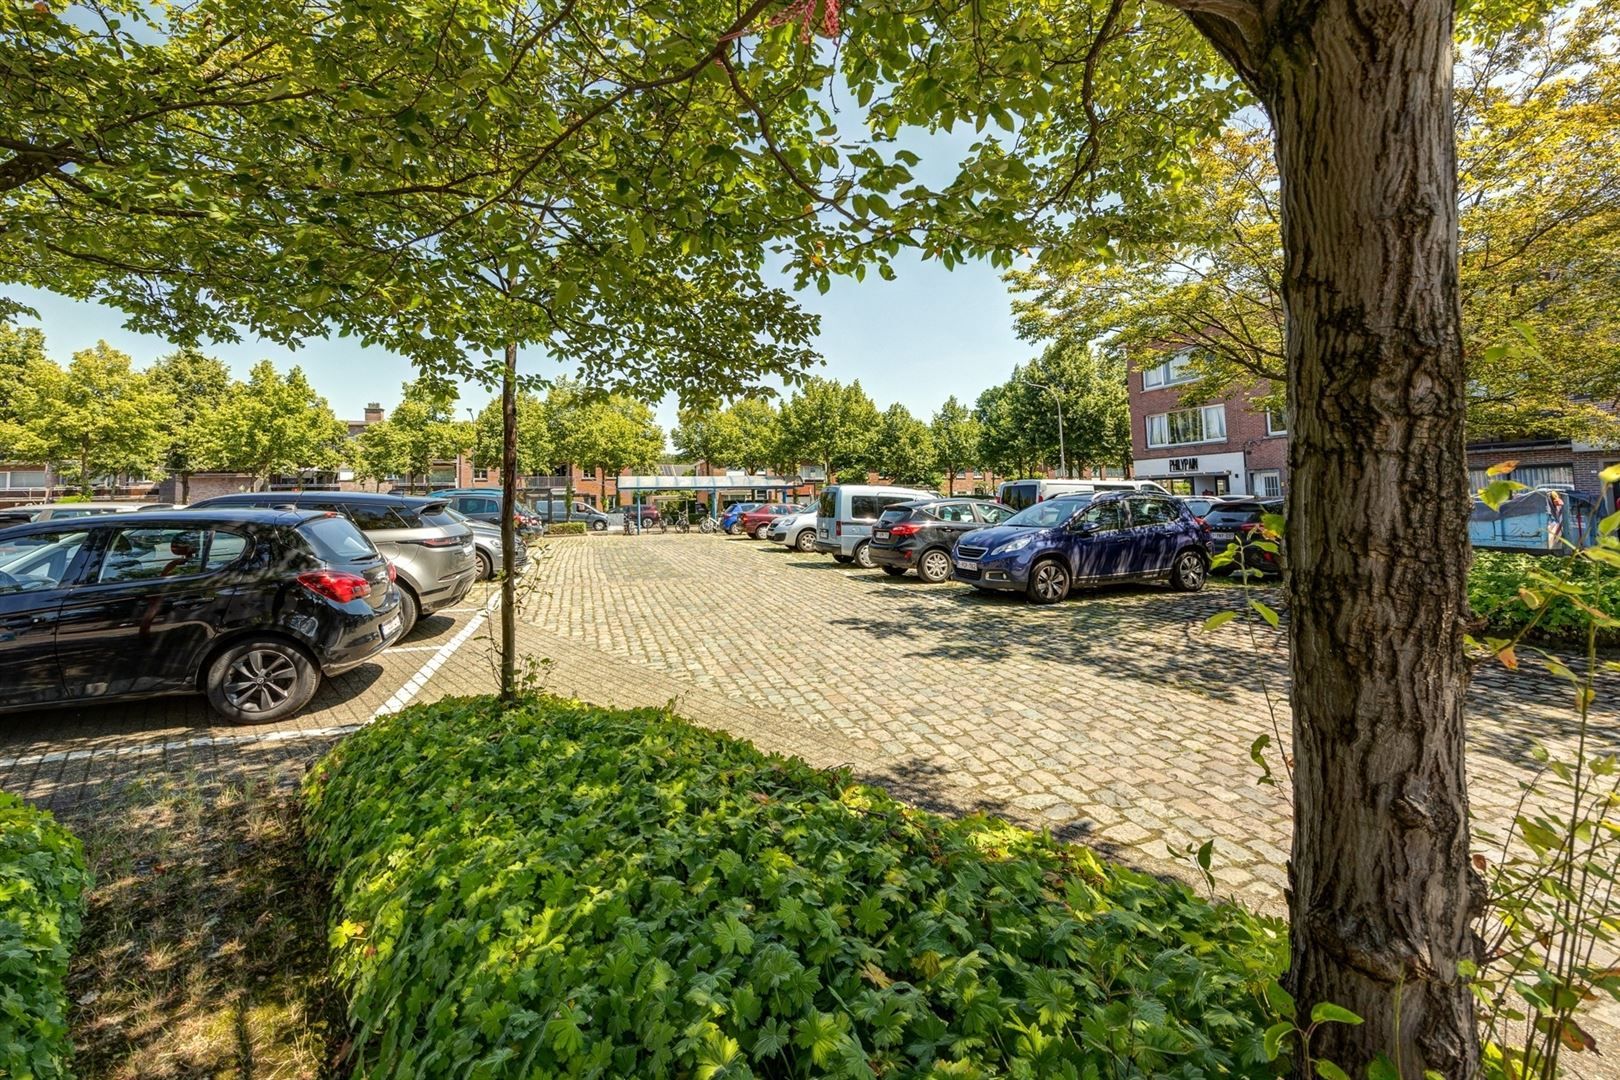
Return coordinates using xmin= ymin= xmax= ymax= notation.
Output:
xmin=868 ymin=498 xmax=1016 ymax=582
xmin=0 ymin=508 xmax=402 ymax=723
xmin=1203 ymin=498 xmax=1285 ymax=575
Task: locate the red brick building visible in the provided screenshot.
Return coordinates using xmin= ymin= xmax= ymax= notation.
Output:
xmin=1126 ymin=351 xmax=1288 ymax=497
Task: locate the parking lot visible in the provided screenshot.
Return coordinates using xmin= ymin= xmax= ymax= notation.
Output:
xmin=0 ymin=582 xmax=502 ymax=813
xmin=3 ymin=531 xmax=1611 ymax=912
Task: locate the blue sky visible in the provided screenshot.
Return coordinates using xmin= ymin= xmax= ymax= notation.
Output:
xmin=9 ymin=253 xmax=1031 ymax=433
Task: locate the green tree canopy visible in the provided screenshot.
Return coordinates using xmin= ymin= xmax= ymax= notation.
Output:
xmin=872 ymin=403 xmax=939 ymax=488
xmin=0 ymin=321 xmax=46 ymax=428
xmin=777 ymin=378 xmax=881 ymax=483
xmin=568 ymin=396 xmax=664 ymax=479
xmin=193 ymin=361 xmax=349 ymax=488
xmin=146 ymin=348 xmax=233 ymax=500
xmin=472 ymin=392 xmax=553 ymax=478
xmin=4 ymin=343 xmax=171 ymax=494
xmin=384 ymin=376 xmax=466 ymax=489
xmin=1008 ymin=6 xmax=1620 ymax=442
xmin=671 ymin=405 xmax=745 ymax=471
xmin=931 ymin=396 xmax=983 ymax=495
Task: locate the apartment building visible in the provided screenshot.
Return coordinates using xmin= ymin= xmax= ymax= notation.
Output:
xmin=1127 ymin=351 xmax=1288 ymax=498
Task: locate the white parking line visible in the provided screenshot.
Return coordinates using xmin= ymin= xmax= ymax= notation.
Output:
xmin=0 ymin=592 xmax=503 ymax=770
xmin=370 ymin=588 xmax=501 ymax=719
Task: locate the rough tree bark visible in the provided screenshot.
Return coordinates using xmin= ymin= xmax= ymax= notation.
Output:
xmin=1162 ymin=0 xmax=1479 ymax=1071
xmin=499 ymin=343 xmax=518 ymax=701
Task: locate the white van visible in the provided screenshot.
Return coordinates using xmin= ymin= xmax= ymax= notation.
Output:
xmin=996 ymin=478 xmax=1169 ymax=511
xmin=814 ymin=484 xmax=937 ymax=567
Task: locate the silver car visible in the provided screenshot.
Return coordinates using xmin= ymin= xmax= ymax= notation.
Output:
xmin=189 ymin=491 xmax=477 ymax=639
xmin=6 ymin=500 xmax=178 ymax=522
xmin=447 ymin=509 xmax=529 ymax=579
xmin=771 ymin=507 xmax=820 ymax=551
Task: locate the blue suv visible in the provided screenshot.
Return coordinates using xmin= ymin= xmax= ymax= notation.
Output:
xmin=952 ymin=492 xmax=1210 ymax=603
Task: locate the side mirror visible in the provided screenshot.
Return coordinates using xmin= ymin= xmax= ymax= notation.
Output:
xmin=1070 ymin=520 xmax=1099 ymax=536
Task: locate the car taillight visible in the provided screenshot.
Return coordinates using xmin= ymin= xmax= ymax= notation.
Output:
xmin=889 ymin=522 xmax=921 ymax=538
xmin=1238 ymin=522 xmax=1260 ymax=531
xmin=386 ymin=562 xmax=397 ymax=582
xmin=297 ymin=569 xmax=371 ymax=603
xmin=835 ymin=520 xmax=843 ymax=536
xmin=419 ymin=535 xmax=462 ymax=547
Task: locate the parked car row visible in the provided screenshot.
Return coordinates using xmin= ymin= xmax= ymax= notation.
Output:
xmin=0 ymin=489 xmax=524 ymax=724
xmin=742 ymin=481 xmax=1222 ymax=605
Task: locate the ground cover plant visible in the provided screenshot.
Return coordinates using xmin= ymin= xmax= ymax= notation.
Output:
xmin=1469 ymin=550 xmax=1620 ymax=647
xmin=306 ymin=695 xmax=1289 ymax=1079
xmin=0 ymin=791 xmax=91 ymax=1080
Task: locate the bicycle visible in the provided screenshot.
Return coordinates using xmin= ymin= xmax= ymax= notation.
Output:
xmin=698 ymin=515 xmax=720 ymax=534
xmin=666 ymin=510 xmax=689 ymax=533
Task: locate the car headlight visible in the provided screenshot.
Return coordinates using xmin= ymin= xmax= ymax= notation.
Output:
xmin=994 ymin=535 xmax=1032 ymax=556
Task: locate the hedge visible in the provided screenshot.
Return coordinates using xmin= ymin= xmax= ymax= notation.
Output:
xmin=545 ymin=521 xmax=587 ymax=536
xmin=1469 ymin=550 xmax=1620 ymax=646
xmin=0 ymin=793 xmax=91 ymax=1080
xmin=306 ymin=696 xmax=1287 ymax=1079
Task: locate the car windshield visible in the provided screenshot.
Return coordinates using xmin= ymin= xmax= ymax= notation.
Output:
xmin=1003 ymin=496 xmax=1092 ymax=528
xmin=1206 ymin=502 xmax=1271 ymax=526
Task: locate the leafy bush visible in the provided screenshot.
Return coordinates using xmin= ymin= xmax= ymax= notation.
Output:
xmin=545 ymin=521 xmax=587 ymax=536
xmin=1469 ymin=550 xmax=1620 ymax=645
xmin=0 ymin=792 xmax=92 ymax=1080
xmin=306 ymin=696 xmax=1287 ymax=1079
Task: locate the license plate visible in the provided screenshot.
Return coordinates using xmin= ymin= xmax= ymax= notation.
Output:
xmin=381 ymin=615 xmax=401 ymax=640
xmin=957 ymin=559 xmax=978 ymax=571
xmin=874 ymin=530 xmax=890 ymax=540
xmin=1211 ymin=531 xmax=1234 ymax=542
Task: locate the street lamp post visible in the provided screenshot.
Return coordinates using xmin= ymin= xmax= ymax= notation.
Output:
xmin=1022 ymin=378 xmax=1067 ymax=478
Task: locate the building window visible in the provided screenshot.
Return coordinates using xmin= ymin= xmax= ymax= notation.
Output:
xmin=0 ymin=469 xmax=48 ymax=489
xmin=1145 ymin=404 xmax=1227 ymax=448
xmin=1140 ymin=351 xmax=1198 ymax=390
xmin=472 ymin=468 xmax=489 ymax=482
xmin=1471 ymin=462 xmax=1574 ymax=492
xmin=1251 ymin=470 xmax=1283 ymax=498
xmin=1266 ymin=410 xmax=1288 ymax=436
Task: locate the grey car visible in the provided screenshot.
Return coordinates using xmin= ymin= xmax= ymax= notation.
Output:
xmin=190 ymin=491 xmax=477 ymax=638
xmin=446 ymin=508 xmax=529 ymax=579
xmin=534 ymin=499 xmax=614 ymax=531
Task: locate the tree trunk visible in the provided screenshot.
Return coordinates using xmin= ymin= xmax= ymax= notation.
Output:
xmin=499 ymin=344 xmax=519 ymax=702
xmin=180 ymin=471 xmax=191 ymax=504
xmin=1256 ymin=0 xmax=1479 ymax=1072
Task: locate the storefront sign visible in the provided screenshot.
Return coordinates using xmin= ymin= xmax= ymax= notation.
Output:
xmin=1168 ymin=457 xmax=1199 ymax=473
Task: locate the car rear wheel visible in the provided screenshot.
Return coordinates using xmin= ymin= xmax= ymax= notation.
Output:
xmin=395 ymin=586 xmax=420 ymax=640
xmin=754 ymin=523 xmax=772 ymax=540
xmin=917 ymin=548 xmax=953 ymax=584
xmin=1170 ymin=549 xmax=1208 ymax=592
xmin=881 ymin=566 xmax=906 ymax=577
xmin=475 ymin=550 xmax=493 ymax=580
xmin=1026 ymin=559 xmax=1071 ymax=604
xmin=852 ymin=541 xmax=874 ymax=569
xmin=725 ymin=521 xmax=742 ymax=536
xmin=205 ymin=640 xmax=318 ymax=723
xmin=794 ymin=530 xmax=816 ymax=552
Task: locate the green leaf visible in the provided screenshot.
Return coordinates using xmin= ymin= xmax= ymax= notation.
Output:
xmin=1480 ymin=478 xmax=1528 ymax=510
xmin=1250 ymin=599 xmax=1280 ymax=628
xmin=1309 ymin=1002 xmax=1363 ymax=1026
xmin=1203 ymin=610 xmax=1238 ymax=632
xmin=1315 ymin=1061 xmax=1352 ymax=1080
xmin=1263 ymin=1021 xmax=1294 ymax=1060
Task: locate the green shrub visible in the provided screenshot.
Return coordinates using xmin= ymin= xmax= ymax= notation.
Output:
xmin=0 ymin=793 xmax=91 ymax=1080
xmin=545 ymin=521 xmax=587 ymax=536
xmin=1469 ymin=550 xmax=1620 ymax=645
xmin=306 ymin=696 xmax=1287 ymax=1079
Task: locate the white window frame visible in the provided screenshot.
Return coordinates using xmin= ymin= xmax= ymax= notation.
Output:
xmin=1141 ymin=351 xmax=1198 ymax=390
xmin=1266 ymin=410 xmax=1288 ymax=436
xmin=1251 ymin=470 xmax=1282 ymax=498
xmin=1145 ymin=404 xmax=1227 ymax=448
